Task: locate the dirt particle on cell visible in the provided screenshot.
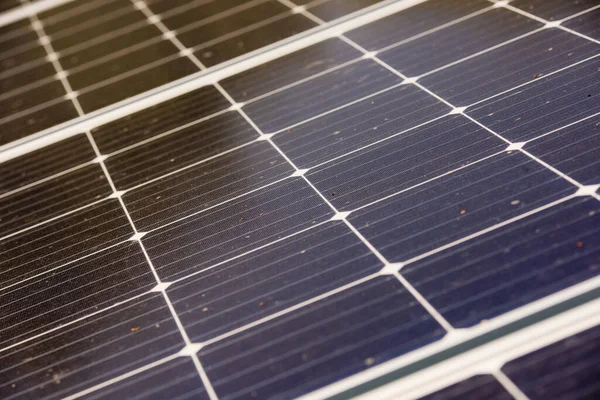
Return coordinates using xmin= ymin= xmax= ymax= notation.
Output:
xmin=460 ymin=209 xmax=466 ymax=215
xmin=11 ymin=384 xmax=16 ymax=388
xmin=202 ymin=307 xmax=209 ymax=312
xmin=52 ymin=373 xmax=64 ymax=385
xmin=155 ymin=323 xmax=161 ymax=328
xmin=589 ymin=210 xmax=597 ymax=216
xmin=533 ymin=74 xmax=537 ymax=79
xmin=577 ymin=241 xmax=584 ymax=248
xmin=287 ymin=128 xmax=292 ymax=132
xmin=331 ymin=192 xmax=335 ymax=196
xmin=250 ymin=391 xmax=258 ymax=398
xmin=258 ymin=301 xmax=265 ymax=308
xmin=131 ymin=327 xmax=140 ymax=332
xmin=301 ymin=353 xmax=309 ymax=361
xmin=240 ymin=217 xmax=245 ymax=221
xmin=511 ymin=200 xmax=520 ymax=205
xmin=480 ymin=319 xmax=488 ymax=325
xmin=364 ymin=357 xmax=375 ymax=366
xmin=259 ymin=213 xmax=263 ymax=216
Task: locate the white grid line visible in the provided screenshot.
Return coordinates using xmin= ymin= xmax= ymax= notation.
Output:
xmin=493 ymin=369 xmax=530 ymax=400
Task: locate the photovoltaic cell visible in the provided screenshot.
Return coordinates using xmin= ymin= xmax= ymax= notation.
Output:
xmin=142 ymin=177 xmax=334 ymax=280
xmin=0 ymin=133 xmax=95 ymax=194
xmin=418 ymin=375 xmax=512 ymax=400
xmin=0 ymin=293 xmax=186 ymax=400
xmin=168 ymin=221 xmax=382 ymax=342
xmin=1 ymin=0 xmax=600 ymax=399
xmin=378 ymin=7 xmax=543 ymax=77
xmin=402 ymin=196 xmax=600 ymax=328
xmin=81 ymin=357 xmax=211 ymax=400
xmin=244 ymin=59 xmax=403 ymax=132
xmin=272 ymin=83 xmax=450 ymax=168
xmin=0 ymin=241 xmax=155 ymax=348
xmin=467 ymin=57 xmax=600 ymax=142
xmin=503 ymin=324 xmax=600 ymax=399
xmin=306 ymin=115 xmax=507 ymax=211
xmin=349 ymin=151 xmax=576 ymax=262
xmin=200 ymin=276 xmax=446 ymax=400
xmin=90 ymin=85 xmax=231 ymax=154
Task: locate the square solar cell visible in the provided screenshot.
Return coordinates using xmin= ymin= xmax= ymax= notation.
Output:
xmin=402 ymin=197 xmax=600 ymax=328
xmin=0 ymin=293 xmax=185 ymax=400
xmin=503 ymin=323 xmax=600 ymax=400
xmin=418 ymin=375 xmax=512 ymax=400
xmin=200 ymin=276 xmax=446 ymax=399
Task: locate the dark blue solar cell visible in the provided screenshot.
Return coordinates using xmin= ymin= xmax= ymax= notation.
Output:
xmin=123 ymin=141 xmax=294 ymax=231
xmin=106 ymin=110 xmax=259 ymax=190
xmin=200 ymin=276 xmax=446 ymax=400
xmin=418 ymin=375 xmax=512 ymax=400
xmin=0 ymin=241 xmax=156 ymax=348
xmin=306 ymin=115 xmax=506 ymax=211
xmin=272 ymin=83 xmax=449 ymax=169
xmin=168 ymin=221 xmax=382 ymax=342
xmin=503 ymin=324 xmax=600 ymax=400
xmin=421 ymin=28 xmax=599 ymax=106
xmin=220 ymin=38 xmax=362 ymax=102
xmin=466 ymin=56 xmax=600 ymax=142
xmin=0 ymin=293 xmax=185 ymax=400
xmin=379 ymin=8 xmax=543 ymax=77
xmin=346 ymin=0 xmax=489 ymax=51
xmin=349 ymin=151 xmax=576 ymax=263
xmin=0 ymin=199 xmax=133 ymax=290
xmin=143 ymin=178 xmax=334 ymax=282
xmin=525 ymin=116 xmax=600 ymax=185
xmin=82 ymin=358 xmax=209 ymax=400
xmin=402 ymin=197 xmax=600 ymax=328
xmin=242 ymin=59 xmax=402 ymax=133
xmin=467 ymin=56 xmax=600 ymax=142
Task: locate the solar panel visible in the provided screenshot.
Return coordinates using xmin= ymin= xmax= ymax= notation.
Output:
xmin=0 ymin=0 xmax=599 ymax=399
